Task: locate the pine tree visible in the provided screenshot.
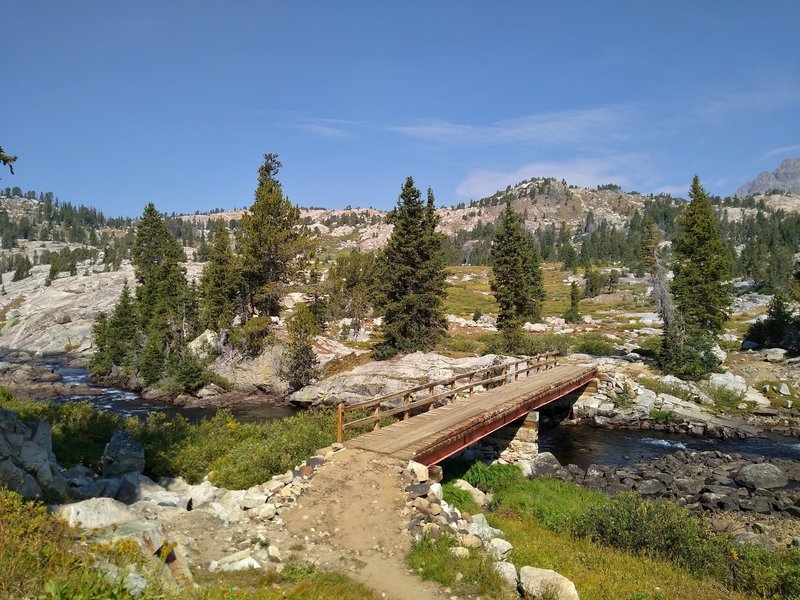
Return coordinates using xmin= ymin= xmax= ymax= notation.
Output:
xmin=671 ymin=176 xmax=733 ymax=335
xmin=490 ymin=203 xmax=546 ymax=332
xmin=374 ymin=179 xmax=447 ymax=356
xmin=640 ymin=218 xmax=660 ymax=277
xmin=200 ymin=222 xmax=239 ymax=331
xmin=563 ymin=281 xmax=581 ymax=323
xmin=282 ymin=303 xmax=319 ymax=391
xmin=238 ymin=154 xmax=309 ymax=318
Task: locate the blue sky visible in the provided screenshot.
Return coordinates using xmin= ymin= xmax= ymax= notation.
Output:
xmin=3 ymin=1 xmax=799 ymax=216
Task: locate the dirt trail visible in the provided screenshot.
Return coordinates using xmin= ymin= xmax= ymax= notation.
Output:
xmin=282 ymin=448 xmax=446 ymax=600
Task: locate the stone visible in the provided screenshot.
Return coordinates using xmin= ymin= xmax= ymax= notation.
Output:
xmin=487 ymin=537 xmax=513 ymax=559
xmin=185 ymin=480 xmax=221 ymax=508
xmin=735 ymin=463 xmax=788 ymax=489
xmin=56 ymin=498 xmax=143 ymax=530
xmin=220 ymin=557 xmax=261 ymax=572
xmin=761 ymin=348 xmax=788 ymax=363
xmin=101 ymin=431 xmax=145 ymax=477
xmin=267 ymin=545 xmax=282 ymax=562
xmin=258 ymin=503 xmax=278 ymax=519
xmin=741 ymin=340 xmax=760 ymax=350
xmin=634 ymin=479 xmax=665 ymax=495
xmin=449 ymin=547 xmax=470 ymax=558
xmin=429 ymin=482 xmax=443 ymax=501
xmin=452 ymin=479 xmax=487 ymax=507
xmin=527 ymin=452 xmax=563 ymax=478
xmin=494 ymin=561 xmax=519 ymax=588
xmin=0 ymin=458 xmax=43 ymax=499
xmin=53 ymin=311 xmax=71 ymax=325
xmin=518 ymin=566 xmax=580 ymax=600
xmin=407 ymin=460 xmax=429 ymax=483
xmin=780 ymin=383 xmax=791 ymax=396
xmin=460 ymin=534 xmax=482 ymax=549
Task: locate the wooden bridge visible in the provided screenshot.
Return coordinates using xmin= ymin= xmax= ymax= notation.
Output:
xmin=337 ymin=354 xmax=597 ymax=465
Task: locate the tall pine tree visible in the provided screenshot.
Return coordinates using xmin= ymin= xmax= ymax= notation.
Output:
xmin=238 ymin=154 xmax=309 ymax=318
xmin=490 ymin=203 xmax=546 ymax=332
xmin=671 ymin=176 xmax=733 ymax=335
xmin=375 ymin=178 xmax=447 ymax=356
xmin=200 ymin=221 xmax=239 ymax=331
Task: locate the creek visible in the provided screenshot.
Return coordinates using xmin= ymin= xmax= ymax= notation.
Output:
xmin=32 ymin=358 xmax=800 ymax=468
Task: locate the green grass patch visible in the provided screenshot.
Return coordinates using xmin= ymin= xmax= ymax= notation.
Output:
xmin=408 ymin=535 xmax=515 ymax=599
xmin=572 ymin=333 xmax=616 ymax=356
xmin=491 ymin=477 xmax=609 ymax=533
xmin=479 ymin=331 xmax=572 ymax=356
xmin=648 ymin=409 xmax=678 ymax=424
xmin=462 ymin=462 xmax=524 ymax=493
xmin=442 ymin=483 xmax=481 ymax=514
xmin=444 ymin=281 xmax=498 ymax=318
xmin=437 ymin=334 xmax=483 ymax=355
xmin=634 ymin=334 xmax=662 ymax=358
xmin=697 ymin=383 xmax=749 ymax=414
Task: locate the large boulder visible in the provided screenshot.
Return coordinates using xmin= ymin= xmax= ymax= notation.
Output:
xmin=526 ymin=452 xmax=563 ymax=479
xmin=735 ymin=463 xmax=788 ymax=490
xmin=519 ymin=566 xmax=580 ymax=599
xmin=55 ymin=497 xmax=144 ymax=529
xmin=102 ymin=431 xmax=145 ymax=477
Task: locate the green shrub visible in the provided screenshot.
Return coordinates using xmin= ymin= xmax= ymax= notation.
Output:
xmin=697 ymin=383 xmax=747 ymax=412
xmin=371 ymin=342 xmax=398 ymax=361
xmin=572 ymin=333 xmax=616 ymax=356
xmin=0 ymin=490 xmax=131 ymax=599
xmin=440 ymin=335 xmax=482 ymax=354
xmin=463 ymin=462 xmax=523 ymax=493
xmin=634 ymin=335 xmax=663 ymax=358
xmin=649 ymin=409 xmax=677 ymax=424
xmin=575 ymin=492 xmax=727 ymax=578
xmin=479 ymin=332 xmax=571 ymax=357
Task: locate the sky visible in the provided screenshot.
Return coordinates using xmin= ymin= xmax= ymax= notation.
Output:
xmin=2 ymin=1 xmax=800 ymax=216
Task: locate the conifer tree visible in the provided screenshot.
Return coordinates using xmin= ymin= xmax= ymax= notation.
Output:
xmin=238 ymin=154 xmax=309 ymax=318
xmin=200 ymin=222 xmax=239 ymax=331
xmin=671 ymin=176 xmax=733 ymax=335
xmin=490 ymin=203 xmax=546 ymax=333
xmin=282 ymin=303 xmax=319 ymax=391
xmin=563 ymin=281 xmax=581 ymax=323
xmin=640 ymin=218 xmax=660 ymax=277
xmin=374 ymin=178 xmax=447 ymax=356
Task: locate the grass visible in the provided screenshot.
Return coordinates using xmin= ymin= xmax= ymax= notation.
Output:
xmin=442 ymin=483 xmax=481 ymax=514
xmin=649 ymin=409 xmax=678 ymax=424
xmin=321 ymin=351 xmax=373 ymax=377
xmin=437 ymin=334 xmax=483 ymax=355
xmin=638 ymin=377 xmax=695 ymax=403
xmin=572 ymin=333 xmax=616 ymax=356
xmin=697 ymin=382 xmax=750 ymax=414
xmin=444 ymin=272 xmax=498 ymax=318
xmin=0 ymin=388 xmax=344 ymax=490
xmin=408 ymin=535 xmax=515 ymax=599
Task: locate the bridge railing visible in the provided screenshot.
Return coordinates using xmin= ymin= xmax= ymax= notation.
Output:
xmin=336 ymin=352 xmax=558 ymax=443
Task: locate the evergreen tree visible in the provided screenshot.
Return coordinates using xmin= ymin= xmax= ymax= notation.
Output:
xmin=671 ymin=176 xmax=732 ymax=335
xmin=490 ymin=203 xmax=546 ymax=332
xmin=200 ymin=222 xmax=239 ymax=331
xmin=282 ymin=303 xmax=319 ymax=391
xmin=374 ymin=179 xmax=447 ymax=356
xmin=640 ymin=218 xmax=660 ymax=276
xmin=563 ymin=281 xmax=581 ymax=323
xmin=238 ymin=154 xmax=309 ymax=318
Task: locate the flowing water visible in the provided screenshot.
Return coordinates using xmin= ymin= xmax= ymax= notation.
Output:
xmin=27 ymin=357 xmax=800 ymax=466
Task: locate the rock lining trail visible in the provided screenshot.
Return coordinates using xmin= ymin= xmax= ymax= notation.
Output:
xmin=282 ymin=448 xmax=446 ymax=599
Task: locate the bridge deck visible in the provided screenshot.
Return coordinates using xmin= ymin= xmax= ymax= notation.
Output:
xmin=346 ymin=363 xmax=595 ymax=464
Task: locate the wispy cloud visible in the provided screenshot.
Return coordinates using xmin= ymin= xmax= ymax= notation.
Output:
xmin=696 ymin=83 xmax=800 ymax=122
xmin=391 ymin=106 xmax=637 ymax=148
xmin=455 ymin=154 xmax=652 ymax=200
xmin=654 ymin=184 xmax=688 ymax=197
xmin=762 ymin=144 xmax=800 ymax=159
xmin=293 ymin=119 xmax=360 ymax=139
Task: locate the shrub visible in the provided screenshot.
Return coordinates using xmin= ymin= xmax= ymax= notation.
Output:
xmin=634 ymin=334 xmax=662 ymax=358
xmin=575 ymin=492 xmax=727 ymax=578
xmin=697 ymin=383 xmax=747 ymax=412
xmin=440 ymin=334 xmax=481 ymax=354
xmin=371 ymin=342 xmax=398 ymax=361
xmin=572 ymin=333 xmax=615 ymax=356
xmin=480 ymin=332 xmax=571 ymax=357
xmin=638 ymin=377 xmax=695 ymax=403
xmin=472 ymin=308 xmax=483 ymax=322
xmin=745 ymin=292 xmax=797 ymax=350
xmin=649 ymin=409 xmax=677 ymax=424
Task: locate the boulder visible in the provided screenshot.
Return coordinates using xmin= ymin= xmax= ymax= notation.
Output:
xmin=115 ymin=473 xmax=165 ymax=504
xmin=487 ymin=537 xmax=513 ymax=559
xmin=519 ymin=566 xmax=579 ymax=600
xmin=452 ymin=479 xmax=487 ymax=507
xmin=102 ymin=431 xmax=145 ymax=477
xmin=527 ymin=452 xmax=563 ymax=478
xmin=761 ymin=348 xmax=787 ymax=363
xmin=735 ymin=463 xmax=788 ymax=490
xmin=53 ymin=311 xmax=71 ymax=325
xmin=56 ymin=497 xmax=144 ymax=529
xmin=494 ymin=561 xmax=518 ymax=588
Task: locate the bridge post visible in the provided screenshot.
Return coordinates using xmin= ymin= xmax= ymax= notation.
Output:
xmin=495 ymin=411 xmax=539 ymax=465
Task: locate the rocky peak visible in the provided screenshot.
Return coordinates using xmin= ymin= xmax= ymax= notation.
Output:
xmin=736 ymin=158 xmax=800 ymax=196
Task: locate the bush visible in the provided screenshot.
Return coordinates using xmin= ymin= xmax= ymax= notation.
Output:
xmin=634 ymin=335 xmax=662 ymax=358
xmin=0 ymin=490 xmax=131 ymax=599
xmin=745 ymin=293 xmax=798 ymax=351
xmin=480 ymin=332 xmax=571 ymax=357
xmin=572 ymin=333 xmax=616 ymax=356
xmin=463 ymin=462 xmax=523 ymax=493
xmin=649 ymin=409 xmax=677 ymax=424
xmin=697 ymin=383 xmax=747 ymax=412
xmin=638 ymin=377 xmax=695 ymax=403
xmin=440 ymin=335 xmax=482 ymax=354
xmin=575 ymin=492 xmax=727 ymax=577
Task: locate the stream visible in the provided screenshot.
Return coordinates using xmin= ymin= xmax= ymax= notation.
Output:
xmin=32 ymin=358 xmax=800 ymax=468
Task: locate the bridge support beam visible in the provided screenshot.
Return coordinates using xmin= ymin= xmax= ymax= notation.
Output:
xmin=487 ymin=411 xmax=539 ymax=465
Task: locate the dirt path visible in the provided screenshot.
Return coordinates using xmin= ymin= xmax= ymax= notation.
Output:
xmin=282 ymin=448 xmax=446 ymax=600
